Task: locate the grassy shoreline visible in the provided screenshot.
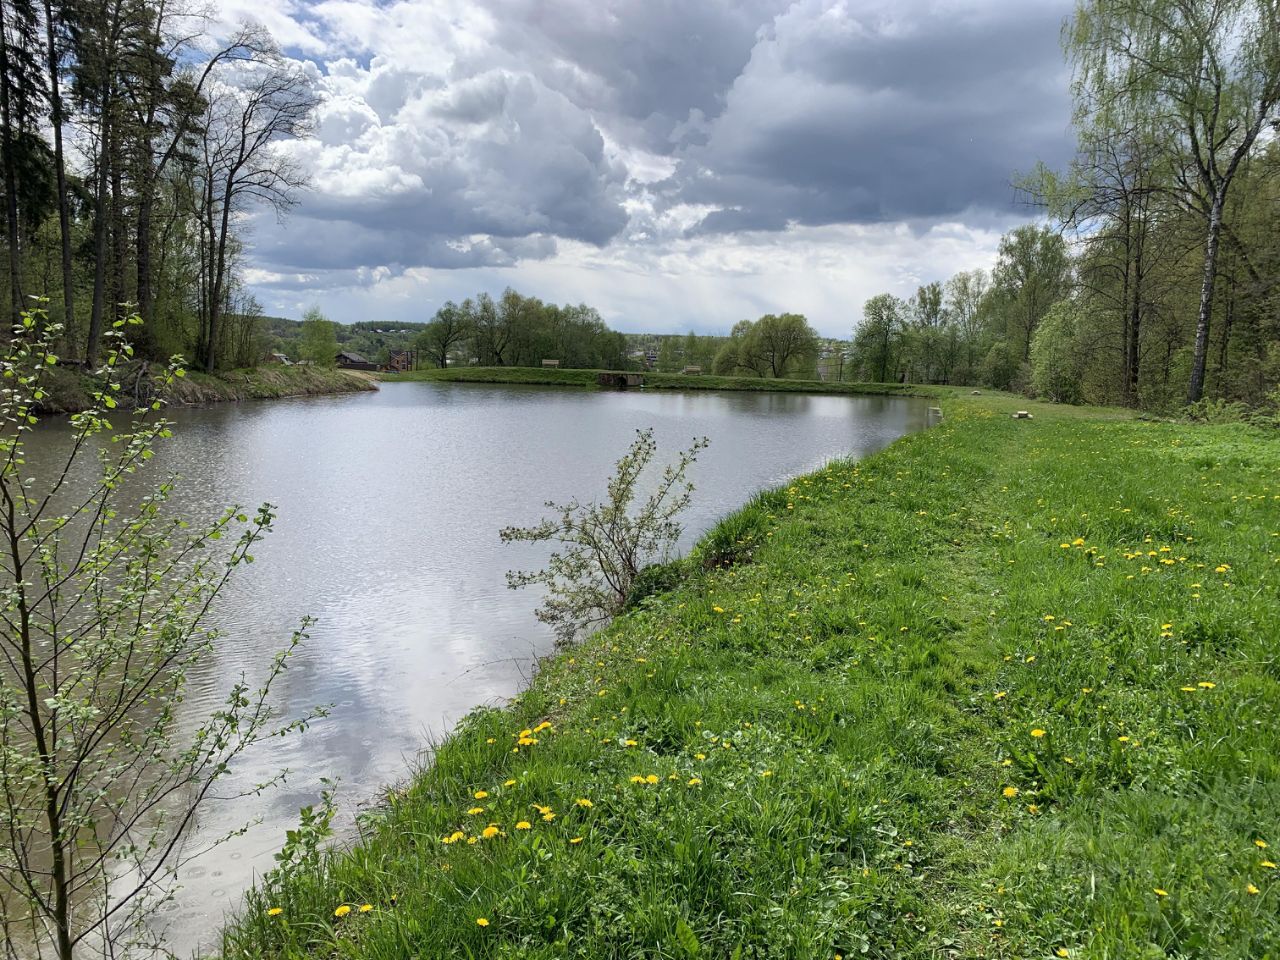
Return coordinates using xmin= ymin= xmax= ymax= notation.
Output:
xmin=37 ymin=364 xmax=376 ymax=414
xmin=220 ymin=395 xmax=1279 ymax=959
xmin=382 ymin=365 xmax=944 ymax=398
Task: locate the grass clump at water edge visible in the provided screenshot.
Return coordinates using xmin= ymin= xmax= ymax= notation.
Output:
xmin=217 ymin=394 xmax=1280 ymax=959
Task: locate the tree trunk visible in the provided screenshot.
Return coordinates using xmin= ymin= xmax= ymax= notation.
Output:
xmin=1187 ymin=192 xmax=1224 ymax=404
xmin=136 ymin=189 xmax=153 ymax=323
xmin=0 ymin=7 xmax=24 ymax=323
xmin=43 ymin=0 xmax=75 ymax=339
xmin=86 ymin=107 xmax=111 ymax=366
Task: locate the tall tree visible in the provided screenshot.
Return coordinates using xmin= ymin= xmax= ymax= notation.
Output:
xmin=1067 ymin=0 xmax=1280 ymax=402
xmin=991 ymin=224 xmax=1071 ymax=361
xmin=195 ymin=45 xmax=314 ymax=371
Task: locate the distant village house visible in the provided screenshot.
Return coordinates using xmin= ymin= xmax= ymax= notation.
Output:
xmin=335 ymin=351 xmax=378 ymax=371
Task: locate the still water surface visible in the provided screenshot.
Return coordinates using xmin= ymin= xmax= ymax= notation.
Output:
xmin=27 ymin=381 xmax=931 ymax=951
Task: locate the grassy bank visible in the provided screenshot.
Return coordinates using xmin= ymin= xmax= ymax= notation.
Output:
xmin=383 ymin=365 xmax=942 ymax=397
xmin=220 ymin=396 xmax=1279 ymax=959
xmin=37 ymin=364 xmax=376 ymax=414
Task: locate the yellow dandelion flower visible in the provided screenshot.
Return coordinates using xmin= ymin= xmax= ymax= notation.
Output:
xmin=1056 ymin=949 xmax=1069 ymax=958
xmin=515 ymin=821 xmax=532 ymax=830
xmin=624 ymin=739 xmax=638 ymax=747
xmin=1002 ymin=786 xmax=1019 ymax=798
xmin=503 ymin=779 xmax=516 ymax=787
xmin=1260 ymin=860 xmax=1276 ymax=869
xmin=474 ymin=790 xmax=488 ymax=799
xmin=267 ymin=907 xmax=283 ymax=917
xmin=359 ymin=904 xmax=373 ymax=913
xmin=481 ymin=825 xmax=501 ymax=839
xmin=688 ymin=777 xmax=702 ymax=786
xmin=476 ymin=917 xmax=490 ymax=927
xmin=1246 ymin=884 xmax=1260 ymax=895
xmin=1154 ymin=888 xmax=1167 ymax=897
xmin=1180 ymin=686 xmax=1197 ymax=692
xmin=569 ymin=836 xmax=584 ymax=844
xmin=1030 ymin=728 xmax=1046 ymax=738
xmin=713 ymin=605 xmax=725 ymax=613
xmin=645 ymin=774 xmax=659 ymax=784
xmin=576 ymin=798 xmax=593 ymax=808
xmin=1198 ymin=681 xmax=1216 ymax=689
xmin=994 ymin=691 xmax=1007 ymax=699
xmin=467 ymin=806 xmax=485 ymax=815
xmin=630 ymin=775 xmax=646 ymax=783
xmin=334 ymin=905 xmax=351 ymax=918
xmin=694 ymin=752 xmax=706 ymax=760
xmin=542 ymin=812 xmax=556 ymax=821
xmin=1255 ymin=839 xmax=1269 ymax=849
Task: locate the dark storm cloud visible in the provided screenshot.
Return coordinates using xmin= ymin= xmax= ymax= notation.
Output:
xmin=665 ymin=0 xmax=1075 ymax=231
xmin=243 ymin=0 xmax=1074 ymax=277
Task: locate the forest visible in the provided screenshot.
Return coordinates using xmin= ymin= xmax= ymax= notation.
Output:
xmin=850 ymin=2 xmax=1280 ymax=412
xmin=0 ymin=0 xmax=313 ymax=372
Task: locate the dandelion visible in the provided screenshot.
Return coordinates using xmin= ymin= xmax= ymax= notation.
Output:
xmin=570 ymin=836 xmax=584 ymax=844
xmin=576 ymin=798 xmax=593 ymax=808
xmin=474 ymin=790 xmax=489 ymax=799
xmin=994 ymin=691 xmax=1007 ymax=700
xmin=1030 ymin=728 xmax=1046 ymax=738
xmin=359 ymin=904 xmax=373 ymax=913
xmin=1246 ymin=884 xmax=1260 ymax=895
xmin=1256 ymin=839 xmax=1269 ymax=849
xmin=515 ymin=821 xmax=532 ymax=830
xmin=1198 ymin=681 xmax=1216 ymax=689
xmin=1154 ymin=888 xmax=1168 ymax=897
xmin=542 ymin=812 xmax=556 ymax=822
xmin=267 ymin=907 xmax=283 ymax=917
xmin=481 ymin=825 xmax=501 ymax=839
xmin=476 ymin=917 xmax=490 ymax=927
xmin=645 ymin=774 xmax=659 ymax=784
xmin=503 ymin=779 xmax=516 ymax=787
xmin=1056 ymin=949 xmax=1069 ymax=958
xmin=694 ymin=752 xmax=706 ymax=760
xmin=713 ymin=606 xmax=725 ymax=613
xmin=688 ymin=777 xmax=702 ymax=786
xmin=334 ymin=905 xmax=352 ymax=918
xmin=629 ymin=775 xmax=646 ymax=784
xmin=1180 ymin=686 xmax=1197 ymax=692
xmin=1002 ymin=786 xmax=1019 ymax=798
xmin=1260 ymin=860 xmax=1276 ymax=869
xmin=467 ymin=806 xmax=485 ymax=815
xmin=624 ymin=739 xmax=638 ymax=747
xmin=441 ymin=830 xmax=465 ymax=844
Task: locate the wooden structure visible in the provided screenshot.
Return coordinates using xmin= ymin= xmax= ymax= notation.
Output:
xmin=597 ymin=372 xmax=645 ymax=389
xmin=681 ymin=365 xmax=702 ymax=375
xmin=384 ymin=349 xmax=416 ymax=373
xmin=335 ymin=351 xmax=378 ymax=371
xmin=541 ymin=359 xmax=561 ymax=368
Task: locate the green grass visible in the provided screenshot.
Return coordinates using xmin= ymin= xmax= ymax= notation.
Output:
xmin=382 ymin=365 xmax=943 ymax=398
xmin=36 ymin=365 xmax=374 ymax=414
xmin=218 ymin=396 xmax=1280 ymax=959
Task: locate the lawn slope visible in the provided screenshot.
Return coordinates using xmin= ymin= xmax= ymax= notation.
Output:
xmin=220 ymin=396 xmax=1279 ymax=960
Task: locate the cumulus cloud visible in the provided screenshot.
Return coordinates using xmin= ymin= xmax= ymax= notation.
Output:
xmin=216 ymin=0 xmax=1074 ymax=332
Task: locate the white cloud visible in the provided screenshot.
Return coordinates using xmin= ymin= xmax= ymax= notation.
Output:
xmin=212 ymin=0 xmax=1073 ymax=332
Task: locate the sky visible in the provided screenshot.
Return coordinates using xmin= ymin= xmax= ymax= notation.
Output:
xmin=213 ymin=0 xmax=1077 ymax=336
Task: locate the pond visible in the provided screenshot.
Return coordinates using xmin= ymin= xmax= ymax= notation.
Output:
xmin=21 ymin=381 xmax=934 ymax=951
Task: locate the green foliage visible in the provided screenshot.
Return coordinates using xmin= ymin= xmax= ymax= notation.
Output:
xmin=215 ymin=396 xmax=1280 ymax=959
xmin=1029 ymin=300 xmax=1085 ymax=403
xmin=501 ymin=429 xmax=709 ymax=644
xmin=299 ymin=306 xmax=338 ymax=366
xmin=0 ymin=308 xmax=318 ymax=958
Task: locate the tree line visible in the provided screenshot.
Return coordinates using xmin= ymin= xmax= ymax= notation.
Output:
xmin=850 ymin=0 xmax=1280 ymax=411
xmin=0 ymin=0 xmax=314 ymax=372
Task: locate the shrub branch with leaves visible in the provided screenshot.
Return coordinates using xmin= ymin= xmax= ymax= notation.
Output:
xmin=0 ymin=308 xmax=319 ymax=959
xmin=501 ymin=428 xmax=707 ymax=644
